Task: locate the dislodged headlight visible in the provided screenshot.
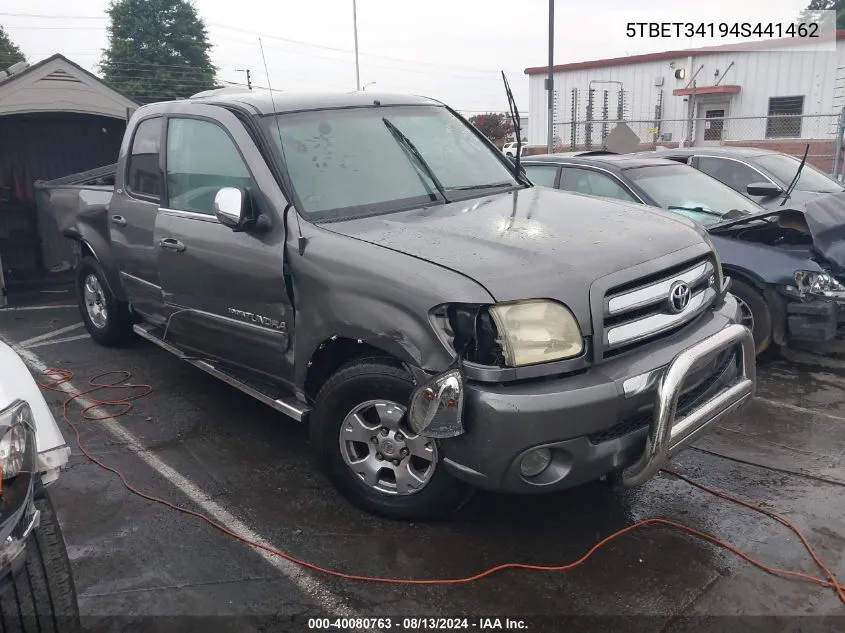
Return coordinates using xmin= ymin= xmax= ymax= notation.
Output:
xmin=0 ymin=401 xmax=34 ymax=480
xmin=794 ymin=270 xmax=845 ymax=296
xmin=489 ymin=300 xmax=584 ymax=366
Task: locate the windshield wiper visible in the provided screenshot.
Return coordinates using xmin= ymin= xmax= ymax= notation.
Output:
xmin=780 ymin=144 xmax=809 ymax=206
xmin=450 ymin=181 xmax=515 ymax=191
xmin=382 ymin=117 xmax=449 ymax=203
xmin=501 ymin=71 xmax=527 ymax=184
xmin=667 ymin=205 xmax=724 ymax=218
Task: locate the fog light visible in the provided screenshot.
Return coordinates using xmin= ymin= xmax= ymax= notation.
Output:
xmin=519 ymin=448 xmax=552 ymax=478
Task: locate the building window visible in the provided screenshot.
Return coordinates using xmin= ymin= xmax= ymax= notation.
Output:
xmin=766 ymin=96 xmax=804 ymax=139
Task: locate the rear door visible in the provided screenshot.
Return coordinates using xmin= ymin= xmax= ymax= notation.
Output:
xmin=109 ymin=115 xmax=167 ymax=318
xmin=557 ymin=165 xmax=641 ymax=203
xmin=155 ymin=104 xmax=294 ymax=382
xmin=522 ymin=163 xmax=560 ymax=188
xmin=693 ymin=156 xmax=773 ymax=202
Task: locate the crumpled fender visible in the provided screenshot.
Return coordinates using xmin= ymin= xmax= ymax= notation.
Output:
xmin=710 ymin=234 xmax=823 ymax=286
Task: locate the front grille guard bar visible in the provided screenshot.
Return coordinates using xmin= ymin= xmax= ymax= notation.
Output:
xmin=622 ymin=323 xmax=756 ymax=487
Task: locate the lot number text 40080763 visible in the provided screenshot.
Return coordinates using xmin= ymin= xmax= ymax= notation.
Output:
xmin=307 ymin=617 xmax=529 ymax=630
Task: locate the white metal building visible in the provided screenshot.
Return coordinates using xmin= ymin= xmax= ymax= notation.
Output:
xmin=524 ymin=31 xmax=845 ymax=161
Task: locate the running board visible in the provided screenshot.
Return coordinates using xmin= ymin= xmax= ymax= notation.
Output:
xmin=133 ymin=324 xmax=310 ymax=423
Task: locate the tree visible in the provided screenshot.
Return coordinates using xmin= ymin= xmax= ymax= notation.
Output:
xmin=0 ymin=25 xmax=26 ymax=69
xmin=468 ymin=113 xmax=515 ymax=145
xmin=799 ymin=0 xmax=845 ymax=29
xmin=100 ymin=0 xmax=217 ymax=104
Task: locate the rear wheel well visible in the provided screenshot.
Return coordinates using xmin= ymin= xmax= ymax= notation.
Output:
xmin=304 ymin=337 xmax=402 ymax=401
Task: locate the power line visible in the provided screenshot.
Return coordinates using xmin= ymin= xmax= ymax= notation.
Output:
xmin=0 ymin=12 xmax=524 ymax=76
xmin=208 ymin=23 xmax=524 ymax=75
xmin=0 ymin=11 xmax=106 ymax=19
xmin=212 ymin=32 xmax=508 ymax=81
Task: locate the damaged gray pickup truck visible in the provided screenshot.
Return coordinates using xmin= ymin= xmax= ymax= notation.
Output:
xmin=36 ymin=90 xmax=756 ymax=520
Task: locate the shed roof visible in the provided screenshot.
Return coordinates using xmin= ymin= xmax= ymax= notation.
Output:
xmin=0 ymin=54 xmax=138 ymax=119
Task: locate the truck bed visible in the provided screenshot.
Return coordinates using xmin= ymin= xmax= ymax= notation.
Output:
xmin=33 ymin=164 xmax=117 ymax=265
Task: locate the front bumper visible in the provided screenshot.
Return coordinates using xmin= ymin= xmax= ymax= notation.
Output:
xmin=787 ymin=296 xmax=845 ymax=342
xmin=439 ymin=297 xmax=756 ymax=493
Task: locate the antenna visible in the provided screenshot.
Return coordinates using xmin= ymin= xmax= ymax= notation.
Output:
xmin=259 ymin=37 xmax=307 ymax=255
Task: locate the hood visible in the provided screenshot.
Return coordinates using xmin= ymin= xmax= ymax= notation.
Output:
xmin=321 ymin=186 xmax=707 ymax=329
xmin=710 ymin=191 xmax=845 ymax=272
xmin=799 ymin=191 xmax=845 ymax=272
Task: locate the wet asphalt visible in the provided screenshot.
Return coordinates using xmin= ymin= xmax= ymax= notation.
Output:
xmin=1 ymin=285 xmax=844 ymax=632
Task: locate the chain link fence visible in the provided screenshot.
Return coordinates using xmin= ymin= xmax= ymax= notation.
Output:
xmin=537 ymin=112 xmax=845 ymax=178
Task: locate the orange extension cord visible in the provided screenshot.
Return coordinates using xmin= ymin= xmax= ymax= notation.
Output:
xmin=37 ymin=368 xmax=845 ymax=605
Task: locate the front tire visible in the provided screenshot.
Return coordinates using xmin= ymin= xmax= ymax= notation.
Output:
xmin=76 ymin=256 xmax=133 ymax=347
xmin=0 ymin=495 xmax=81 ymax=632
xmin=310 ymin=359 xmax=471 ymax=521
xmin=729 ymin=277 xmax=772 ymax=355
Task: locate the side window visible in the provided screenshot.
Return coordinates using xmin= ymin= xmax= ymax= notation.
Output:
xmin=696 ymin=157 xmax=763 ymax=194
xmin=524 ymin=165 xmax=558 ymax=187
xmin=559 ymin=167 xmax=637 ymax=202
xmin=126 ymin=117 xmax=162 ymax=200
xmin=165 ymin=118 xmax=252 ymax=215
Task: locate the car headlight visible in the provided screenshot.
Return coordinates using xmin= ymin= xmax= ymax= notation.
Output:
xmin=489 ymin=300 xmax=584 ymax=366
xmin=0 ymin=401 xmax=34 ymax=480
xmin=794 ymin=270 xmax=845 ymax=296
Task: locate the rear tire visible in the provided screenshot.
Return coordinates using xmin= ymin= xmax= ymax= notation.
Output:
xmin=729 ymin=277 xmax=772 ymax=356
xmin=0 ymin=494 xmax=81 ymax=633
xmin=76 ymin=256 xmax=133 ymax=347
xmin=310 ymin=358 xmax=471 ymax=521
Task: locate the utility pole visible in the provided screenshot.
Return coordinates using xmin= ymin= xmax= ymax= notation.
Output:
xmin=352 ymin=0 xmax=361 ymax=90
xmin=235 ymin=68 xmax=252 ymax=89
xmin=546 ymin=0 xmax=554 ymax=153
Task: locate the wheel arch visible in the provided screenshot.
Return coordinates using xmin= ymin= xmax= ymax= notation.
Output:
xmin=67 ymin=231 xmax=126 ymax=302
xmin=303 ymin=336 xmax=427 ymax=403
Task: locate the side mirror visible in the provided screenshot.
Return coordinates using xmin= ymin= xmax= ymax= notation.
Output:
xmin=214 ymin=187 xmax=244 ymax=228
xmin=746 ymin=181 xmax=783 ymax=197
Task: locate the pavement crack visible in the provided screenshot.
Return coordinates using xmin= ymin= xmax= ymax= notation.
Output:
xmin=79 ymin=574 xmax=283 ymax=598
xmin=713 ymin=426 xmax=818 ymax=456
xmin=657 ymin=571 xmax=722 ymax=632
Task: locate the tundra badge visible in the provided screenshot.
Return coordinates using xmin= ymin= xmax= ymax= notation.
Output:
xmin=227 ymin=308 xmax=286 ymax=331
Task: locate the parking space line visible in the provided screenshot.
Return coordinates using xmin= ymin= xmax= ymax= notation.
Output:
xmin=0 ymin=304 xmax=77 ymax=312
xmin=24 ymin=334 xmax=92 ymax=350
xmin=754 ymin=396 xmax=845 ymax=423
xmin=18 ymin=323 xmax=84 ymax=348
xmin=1 ymin=336 xmax=370 ymax=629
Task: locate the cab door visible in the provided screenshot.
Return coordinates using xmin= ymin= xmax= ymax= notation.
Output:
xmin=155 ymin=105 xmax=294 ymax=383
xmin=109 ymin=115 xmax=167 ymax=319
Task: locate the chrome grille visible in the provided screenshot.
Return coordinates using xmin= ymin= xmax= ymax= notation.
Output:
xmin=603 ymin=257 xmax=718 ymax=355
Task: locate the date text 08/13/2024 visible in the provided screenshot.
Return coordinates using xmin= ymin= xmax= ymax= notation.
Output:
xmin=626 ymin=21 xmax=822 ymax=39
xmin=307 ymin=617 xmax=528 ymax=630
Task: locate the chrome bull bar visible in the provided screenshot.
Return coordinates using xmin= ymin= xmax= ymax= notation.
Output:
xmin=622 ymin=323 xmax=756 ymax=487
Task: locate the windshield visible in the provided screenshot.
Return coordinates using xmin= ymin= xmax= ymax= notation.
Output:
xmin=624 ymin=163 xmax=763 ymax=225
xmin=754 ymin=153 xmax=843 ymax=193
xmin=261 ymin=105 xmax=520 ymax=220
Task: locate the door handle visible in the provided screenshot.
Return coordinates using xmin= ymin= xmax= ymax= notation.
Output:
xmin=158 ymin=238 xmax=186 ymax=252
xmin=111 ymin=215 xmax=127 ymax=226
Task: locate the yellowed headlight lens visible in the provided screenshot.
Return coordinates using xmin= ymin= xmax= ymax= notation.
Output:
xmin=489 ymin=300 xmax=584 ymax=366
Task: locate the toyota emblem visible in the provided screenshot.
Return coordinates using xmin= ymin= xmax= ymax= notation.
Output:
xmin=668 ymin=281 xmax=691 ymax=314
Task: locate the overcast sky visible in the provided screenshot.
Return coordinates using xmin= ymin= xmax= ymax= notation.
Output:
xmin=2 ymin=0 xmax=811 ymax=114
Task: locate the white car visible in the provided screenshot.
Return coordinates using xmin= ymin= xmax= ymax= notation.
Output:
xmin=0 ymin=340 xmax=77 ymax=626
xmin=501 ymin=141 xmax=527 ymax=158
